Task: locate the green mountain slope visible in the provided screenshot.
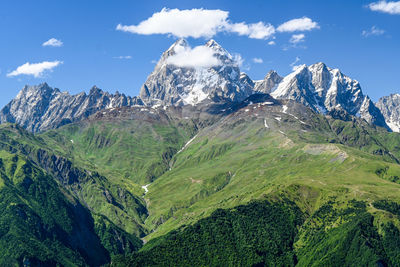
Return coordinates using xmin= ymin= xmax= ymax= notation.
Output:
xmin=0 ymin=123 xmax=148 ymax=237
xmin=2 ymin=95 xmax=400 ymax=266
xmin=39 ymin=106 xmax=197 ymax=186
xmin=0 ymin=150 xmax=108 ymax=266
xmin=140 ymin=97 xmax=400 ymax=241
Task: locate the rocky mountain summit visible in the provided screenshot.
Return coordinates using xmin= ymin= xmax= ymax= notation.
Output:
xmin=139 ymin=39 xmax=254 ymax=106
xmin=0 ymin=83 xmax=142 ymax=132
xmin=376 ymin=94 xmax=400 ymax=132
xmin=0 ymin=40 xmax=394 ymax=133
xmin=263 ymin=63 xmax=388 ymax=129
xmin=254 ymin=70 xmax=283 ymax=94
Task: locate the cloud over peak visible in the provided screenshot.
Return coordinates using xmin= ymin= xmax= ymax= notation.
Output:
xmin=166 ymin=44 xmax=222 ymax=68
xmin=290 ymin=56 xmax=302 ymax=71
xmin=7 ymin=61 xmax=63 ymax=78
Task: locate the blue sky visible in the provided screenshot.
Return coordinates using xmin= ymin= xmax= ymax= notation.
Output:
xmin=0 ymin=0 xmax=399 ymax=107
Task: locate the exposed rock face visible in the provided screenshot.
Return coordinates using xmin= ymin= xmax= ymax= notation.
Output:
xmin=139 ymin=39 xmax=254 ymax=106
xmin=268 ymin=63 xmax=388 ymax=129
xmin=0 ymin=39 xmax=391 ymax=133
xmin=376 ymin=94 xmax=400 ymax=132
xmin=254 ymin=70 xmax=283 ymax=94
xmin=0 ymin=83 xmax=142 ymax=132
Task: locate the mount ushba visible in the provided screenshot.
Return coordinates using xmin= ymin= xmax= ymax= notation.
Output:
xmin=3 ymin=39 xmax=400 ymax=266
xmin=1 ymin=38 xmax=398 ymax=132
xmin=139 ymin=39 xmax=254 ymax=106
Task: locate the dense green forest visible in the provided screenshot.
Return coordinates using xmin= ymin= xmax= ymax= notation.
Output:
xmin=111 ymin=199 xmax=400 ymax=267
xmin=112 ymin=200 xmax=303 ymax=266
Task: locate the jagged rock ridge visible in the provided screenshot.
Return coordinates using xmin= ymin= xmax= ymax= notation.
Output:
xmin=257 ymin=63 xmax=388 ymax=129
xmin=254 ymin=70 xmax=283 ymax=94
xmin=0 ymin=83 xmax=142 ymax=133
xmin=0 ymin=40 xmax=393 ymax=132
xmin=376 ymin=94 xmax=400 ymax=132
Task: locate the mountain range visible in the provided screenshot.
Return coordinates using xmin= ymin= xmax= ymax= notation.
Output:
xmin=1 ymin=39 xmax=400 ymax=266
xmin=0 ymin=84 xmax=142 ymax=133
xmin=1 ymin=39 xmax=398 ymax=133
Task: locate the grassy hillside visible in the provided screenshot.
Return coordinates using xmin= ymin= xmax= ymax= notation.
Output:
xmin=0 ymin=129 xmax=145 ymax=265
xmin=0 ymin=123 xmax=147 ymax=240
xmin=3 ymin=98 xmax=400 ymax=266
xmin=141 ymin=100 xmax=400 ymax=241
xmin=40 ymin=106 xmax=197 ymax=190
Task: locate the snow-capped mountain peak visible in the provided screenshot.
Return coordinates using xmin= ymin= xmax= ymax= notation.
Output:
xmin=376 ymin=94 xmax=400 ymax=132
xmin=254 ymin=70 xmax=283 ymax=94
xmin=139 ymin=39 xmax=253 ymax=106
xmin=0 ymin=84 xmax=142 ymax=132
xmin=264 ymin=63 xmax=388 ymax=128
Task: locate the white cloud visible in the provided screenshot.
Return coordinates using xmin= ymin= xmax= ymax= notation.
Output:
xmin=290 ymin=34 xmax=305 ymax=44
xmin=252 ymin=57 xmax=263 ymax=63
xmin=277 ymin=17 xmax=319 ymax=32
xmin=291 ymin=65 xmax=303 ymax=71
xmin=113 ymin=55 xmax=132 ymax=59
xmin=290 ymin=56 xmax=302 ymax=71
xmin=166 ymin=44 xmax=221 ymax=68
xmin=227 ymin=22 xmax=275 ymax=39
xmin=233 ymin=53 xmax=244 ymax=67
xmin=362 ymin=26 xmax=385 ymax=37
xmin=268 ymin=40 xmax=276 ymax=45
xmin=368 ymin=1 xmax=400 ymax=14
xmin=116 ymin=8 xmax=229 ymax=38
xmin=42 ymin=38 xmax=63 ymax=47
xmin=117 ymin=8 xmax=275 ymax=40
xmin=7 ymin=61 xmax=63 ymax=78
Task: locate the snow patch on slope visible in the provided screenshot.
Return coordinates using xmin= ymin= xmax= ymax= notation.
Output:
xmin=142 ymin=184 xmax=151 ymax=195
xmin=177 ymin=134 xmax=198 ymax=154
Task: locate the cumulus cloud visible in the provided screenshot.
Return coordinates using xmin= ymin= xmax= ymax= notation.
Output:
xmin=166 ymin=44 xmax=221 ymax=68
xmin=113 ymin=55 xmax=132 ymax=59
xmin=362 ymin=26 xmax=385 ymax=37
xmin=290 ymin=34 xmax=305 ymax=44
xmin=117 ymin=8 xmax=228 ymax=38
xmin=368 ymin=1 xmax=400 ymax=14
xmin=277 ymin=17 xmax=319 ymax=32
xmin=42 ymin=38 xmax=63 ymax=47
xmin=227 ymin=22 xmax=275 ymax=39
xmin=252 ymin=58 xmax=263 ymax=63
xmin=7 ymin=61 xmax=63 ymax=78
xmin=268 ymin=40 xmax=276 ymax=45
xmin=116 ymin=8 xmax=275 ymax=40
